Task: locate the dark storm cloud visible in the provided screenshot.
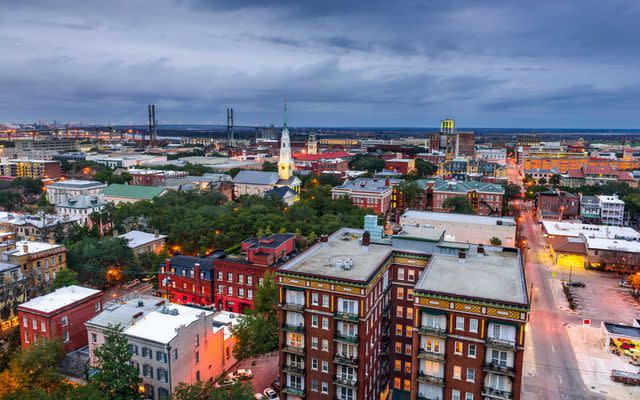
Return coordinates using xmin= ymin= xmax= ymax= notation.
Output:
xmin=0 ymin=0 xmax=639 ymax=127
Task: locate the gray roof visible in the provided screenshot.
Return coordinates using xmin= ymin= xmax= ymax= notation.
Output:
xmin=415 ymin=248 xmax=528 ymax=305
xmin=233 ymin=170 xmax=279 ymax=185
xmin=333 ymin=178 xmax=397 ymax=194
xmin=47 ymin=180 xmax=106 ymax=190
xmin=432 ymin=178 xmax=505 ymax=194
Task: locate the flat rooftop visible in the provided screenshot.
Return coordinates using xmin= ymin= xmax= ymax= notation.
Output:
xmin=393 ymin=225 xmax=445 ymax=242
xmin=400 ymin=210 xmax=516 ymax=247
xmin=542 ymin=221 xmax=640 ymax=239
xmin=18 ymin=285 xmax=100 ymax=313
xmin=603 ymin=322 xmax=640 ymax=339
xmin=416 ymin=249 xmax=528 ymax=305
xmin=47 ymin=180 xmax=105 ymax=189
xmin=5 ymin=240 xmax=64 ymax=256
xmin=279 ymin=228 xmax=392 ymax=282
xmin=119 ymin=230 xmax=167 ymax=248
xmin=125 ymin=304 xmax=212 ymax=344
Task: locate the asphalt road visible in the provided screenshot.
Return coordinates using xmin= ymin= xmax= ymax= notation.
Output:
xmin=506 ymin=161 xmax=605 ymax=400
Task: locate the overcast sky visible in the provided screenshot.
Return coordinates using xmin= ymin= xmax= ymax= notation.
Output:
xmin=1 ymin=0 xmax=639 ymax=128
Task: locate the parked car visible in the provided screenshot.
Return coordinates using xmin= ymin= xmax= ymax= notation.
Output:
xmin=254 ymin=394 xmax=266 ymax=400
xmin=567 ymin=281 xmax=586 ymax=288
xmin=271 ymin=379 xmax=280 ymax=393
xmin=219 ymin=377 xmax=238 ymax=387
xmin=263 ymin=388 xmax=279 ymax=400
xmin=228 ymin=369 xmax=253 ymax=380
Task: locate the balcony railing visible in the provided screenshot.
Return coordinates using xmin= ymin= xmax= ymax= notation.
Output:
xmin=335 ymin=311 xmax=359 ymax=322
xmin=482 ymin=387 xmax=512 ymax=399
xmin=334 ymin=355 xmax=358 ymax=366
xmin=419 ymin=325 xmax=447 ymax=337
xmin=282 ymin=302 xmax=305 ymax=312
xmin=283 ymin=323 xmax=305 ymax=333
xmin=417 ymin=348 xmax=445 ymax=361
xmin=282 ymin=386 xmax=305 ymax=397
xmin=283 ymin=363 xmax=304 ymax=375
xmin=283 ymin=345 xmax=305 ymax=355
xmin=334 ymin=375 xmax=357 ymax=387
xmin=486 ymin=336 xmax=516 ymax=350
xmin=417 ymin=395 xmax=441 ymax=400
xmin=416 ymin=372 xmax=444 ymax=386
xmin=484 ymin=361 xmax=515 ymax=377
xmin=335 ymin=332 xmax=358 ymax=344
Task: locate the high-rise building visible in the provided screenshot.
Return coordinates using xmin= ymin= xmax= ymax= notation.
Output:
xmin=276 ymin=224 xmax=529 ymax=400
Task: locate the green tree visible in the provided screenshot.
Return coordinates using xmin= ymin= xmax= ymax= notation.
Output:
xmin=262 ymin=161 xmax=278 ymax=172
xmin=525 ymin=185 xmax=547 ymax=201
xmin=53 ymin=268 xmax=79 ymax=289
xmin=396 ymin=180 xmax=423 ymax=208
xmin=442 ymin=196 xmax=476 ymax=214
xmin=1 ymin=339 xmax=66 ymax=395
xmin=348 ymin=154 xmax=385 ymax=174
xmin=92 ymin=324 xmax=141 ymax=400
xmin=231 ymin=271 xmax=278 ymax=360
xmin=172 ymin=381 xmax=254 ymax=400
xmin=537 ymin=177 xmax=548 ymax=186
xmin=489 ymin=237 xmax=502 ymax=246
xmin=499 ymin=182 xmax=521 ymax=208
xmin=549 ymin=173 xmax=561 ymax=187
xmin=414 ymin=158 xmax=437 ymax=177
xmin=67 ymin=237 xmax=133 ymax=287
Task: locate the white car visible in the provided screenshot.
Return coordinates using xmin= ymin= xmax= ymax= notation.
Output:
xmin=263 ymin=388 xmax=279 ymax=400
xmin=228 ymin=368 xmax=253 ymax=380
xmin=254 ymin=394 xmax=265 ymax=400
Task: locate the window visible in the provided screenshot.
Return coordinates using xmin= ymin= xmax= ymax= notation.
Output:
xmin=456 ymin=316 xmax=464 ymax=331
xmin=397 ymin=268 xmax=405 ymax=280
xmin=466 ymin=368 xmax=475 ymax=382
xmin=247 ymin=276 xmax=252 ymax=285
xmin=406 ymin=326 xmax=412 ymax=337
xmin=453 ymin=366 xmax=462 ymax=380
xmin=227 ymin=286 xmax=233 ymax=295
xmin=424 ymin=338 xmax=441 ymax=353
xmin=468 ymin=344 xmax=477 ymax=358
xmin=395 ymin=324 xmax=403 ymax=336
xmin=158 ymin=388 xmax=170 ymax=400
xmin=238 ymin=288 xmax=244 ymax=298
xmin=95 ymin=301 xmax=101 ymax=312
xmin=247 ymin=290 xmax=253 ymax=300
xmin=195 ymin=351 xmax=199 ymax=363
xmin=143 ymin=364 xmax=154 ymax=378
xmin=312 ymin=293 xmax=319 ymax=306
xmin=404 ymin=361 xmax=411 ymax=374
xmin=311 ymin=379 xmax=318 ymax=391
xmin=322 ymin=317 xmax=329 ymax=330
xmin=394 ymin=377 xmax=401 ymax=389
xmin=311 ymin=337 xmax=318 ymax=349
xmin=395 ymin=342 xmax=402 ymax=353
xmin=491 ymin=349 xmax=509 ymax=366
xmin=321 ymin=381 xmax=328 ymax=394
xmin=406 ymin=307 xmax=413 ymax=320
xmin=452 ymin=389 xmax=461 ymax=400
xmin=407 ymin=288 xmax=413 ymax=301
xmin=227 ymin=272 xmax=232 ymax=281
xmin=157 ymin=368 xmax=168 ymax=382
xmin=311 ymin=358 xmax=318 ymax=370
xmin=408 ymin=269 xmax=415 ymax=282
xmin=321 ymin=360 xmax=328 ymax=372
xmin=454 ymin=341 xmax=463 ymax=355
xmin=404 ymin=379 xmax=411 ymax=391
xmin=156 ymin=351 xmax=167 ymax=363
xmin=196 ymin=334 xmax=200 ymax=347
xmin=173 ymin=348 xmax=178 ymax=360
xmin=217 ymin=271 xmax=222 ymax=280
xmin=469 ymin=318 xmax=478 ymax=333
xmin=465 ymin=393 xmax=474 ymax=400
xmin=22 ymin=316 xmax=27 ymax=327
xmin=395 ymin=360 xmax=401 ymax=371
xmin=322 ymin=295 xmax=329 ymax=307
xmin=32 ymin=319 xmax=37 ymax=329
xmin=396 ymin=306 xmax=403 ymax=318
xmin=311 ymin=315 xmax=319 ymax=328
xmin=322 ymin=339 xmax=329 ymax=352
xmin=41 ymin=321 xmax=46 ymax=332
xmin=397 ymin=287 xmax=404 ymax=299
xmin=92 ymin=333 xmax=98 ymax=344
xmin=404 ymin=344 xmax=412 ymax=355
xmin=238 ymin=274 xmax=243 ymax=284
xmin=24 ymin=332 xmax=29 ymax=343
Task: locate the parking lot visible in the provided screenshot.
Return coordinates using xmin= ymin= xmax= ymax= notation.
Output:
xmin=230 ymin=351 xmax=279 ymax=397
xmin=557 ymin=263 xmax=640 ymax=325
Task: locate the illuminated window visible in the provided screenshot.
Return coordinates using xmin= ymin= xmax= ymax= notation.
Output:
xmin=395 ymin=360 xmax=401 ymax=371
xmin=394 ymin=377 xmax=401 ymax=389
xmin=396 ymin=306 xmax=403 ymax=318
xmin=406 ymin=307 xmax=413 ymax=320
xmin=404 ymin=379 xmax=411 ymax=391
xmin=454 ymin=341 xmax=463 ymax=355
xmin=397 ymin=287 xmax=404 ymax=299
xmin=406 ymin=326 xmax=412 ymax=337
xmin=395 ymin=342 xmax=402 ymax=353
xmin=404 ymin=361 xmax=411 ymax=374
xmin=396 ymin=324 xmax=403 ymax=336
xmin=453 ymin=366 xmax=462 ymax=380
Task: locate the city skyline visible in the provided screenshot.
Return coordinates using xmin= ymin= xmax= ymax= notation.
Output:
xmin=1 ymin=1 xmax=640 ymax=128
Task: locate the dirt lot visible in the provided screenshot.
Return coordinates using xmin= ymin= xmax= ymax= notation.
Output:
xmin=230 ymin=351 xmax=279 ymax=396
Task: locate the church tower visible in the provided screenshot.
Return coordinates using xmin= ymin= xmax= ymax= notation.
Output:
xmin=278 ymin=103 xmax=294 ymax=180
xmin=307 ymin=132 xmax=318 ymax=155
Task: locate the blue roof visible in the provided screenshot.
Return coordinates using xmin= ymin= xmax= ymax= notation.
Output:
xmin=233 ymin=170 xmax=279 ymax=185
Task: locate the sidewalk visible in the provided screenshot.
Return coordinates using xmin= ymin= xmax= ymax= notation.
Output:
xmin=565 ymin=324 xmax=640 ymax=399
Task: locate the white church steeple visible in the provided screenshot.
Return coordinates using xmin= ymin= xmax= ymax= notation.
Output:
xmin=278 ymin=102 xmax=294 ymax=180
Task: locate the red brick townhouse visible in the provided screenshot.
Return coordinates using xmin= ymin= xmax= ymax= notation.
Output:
xmin=158 ymin=255 xmax=215 ymax=306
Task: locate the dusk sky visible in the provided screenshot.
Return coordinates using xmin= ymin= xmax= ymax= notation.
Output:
xmin=1 ymin=0 xmax=639 ymax=128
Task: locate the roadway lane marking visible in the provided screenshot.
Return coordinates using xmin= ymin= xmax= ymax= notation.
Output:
xmin=552 ymin=345 xmax=556 ymax=353
xmin=558 ymin=375 xmax=563 ymax=384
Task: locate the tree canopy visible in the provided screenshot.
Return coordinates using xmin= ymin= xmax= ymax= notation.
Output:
xmin=442 ymin=196 xmax=476 ymax=214
xmin=173 ymin=381 xmax=255 ymax=400
xmin=348 ymin=154 xmax=385 ymax=173
xmin=92 ymin=324 xmax=141 ymax=400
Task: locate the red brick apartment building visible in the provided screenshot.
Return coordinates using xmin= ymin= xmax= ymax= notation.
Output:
xmin=535 ymin=190 xmax=580 ymax=221
xmin=158 ymin=233 xmax=297 ymax=313
xmin=275 ymin=228 xmax=529 ymax=400
xmin=293 ymin=151 xmax=351 ymax=175
xmin=214 ymin=233 xmax=296 ymax=313
xmin=158 ymin=256 xmax=215 ymax=306
xmin=17 ymin=285 xmax=103 ymax=352
xmin=331 ymin=178 xmax=394 ymax=214
xmin=385 ymin=158 xmax=416 ymax=175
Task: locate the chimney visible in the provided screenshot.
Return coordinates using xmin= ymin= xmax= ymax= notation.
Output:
xmin=362 ymin=231 xmax=370 ymax=246
xmin=165 ymin=258 xmax=171 ymax=274
xmin=22 ymin=244 xmax=28 ymax=254
xmin=320 ymin=234 xmax=329 ymax=243
xmin=477 ymin=244 xmax=485 ymax=254
xmin=458 ymin=250 xmax=466 ymax=261
xmin=385 ymin=177 xmax=390 ymax=187
xmin=154 ymin=229 xmax=159 ymax=238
